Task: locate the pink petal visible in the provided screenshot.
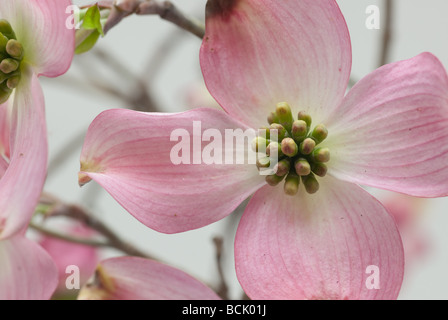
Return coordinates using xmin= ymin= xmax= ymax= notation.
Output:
xmin=325 ymin=53 xmax=448 ymax=197
xmin=39 ymin=223 xmax=99 ymax=290
xmin=0 ymin=0 xmax=75 ymax=77
xmin=0 ymin=101 xmax=11 ymax=177
xmin=0 ymin=72 xmax=48 ymax=239
xmin=80 ymin=108 xmax=265 ymax=233
xmin=78 ymin=256 xmax=221 ymax=300
xmin=200 ymin=0 xmax=351 ymax=128
xmin=0 ymin=235 xmax=58 ymax=300
xmin=235 ymin=177 xmax=404 ymax=300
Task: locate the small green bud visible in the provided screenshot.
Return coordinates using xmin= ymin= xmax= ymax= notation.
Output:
xmin=251 ymin=136 xmax=269 ymax=153
xmin=266 ymin=141 xmax=283 ymax=158
xmin=312 ymin=163 xmax=328 ymax=177
xmin=0 ymin=58 xmax=20 ymax=74
xmin=0 ymin=33 xmax=8 ymax=53
xmin=281 ymin=138 xmax=298 ymax=157
xmin=294 ymin=158 xmax=311 ymax=176
xmin=275 ymin=159 xmax=291 ymax=177
xmin=0 ymin=20 xmax=16 ymax=40
xmin=6 ymin=39 xmax=24 ymax=60
xmin=265 ymin=174 xmax=285 ymax=186
xmin=299 ymin=138 xmax=316 ymax=155
xmin=275 ymin=102 xmax=294 ymax=132
xmin=269 ymin=123 xmax=287 ymax=141
xmin=297 ymin=111 xmax=312 ymax=128
xmin=302 ymin=173 xmax=319 ymax=194
xmin=311 ymin=124 xmax=328 ymax=145
xmin=283 ymin=173 xmax=300 ymax=196
xmin=256 ymin=156 xmax=271 ymax=169
xmin=6 ymin=75 xmax=20 ymax=89
xmin=267 ymin=111 xmax=279 ymax=125
xmin=291 ymin=120 xmax=308 ymax=143
xmin=312 ymin=147 xmax=330 ymax=163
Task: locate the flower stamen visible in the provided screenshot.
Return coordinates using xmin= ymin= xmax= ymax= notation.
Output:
xmin=0 ymin=19 xmax=24 ymax=104
xmin=257 ymin=102 xmax=331 ymax=195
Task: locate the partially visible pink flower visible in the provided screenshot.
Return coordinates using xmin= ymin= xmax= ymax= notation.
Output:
xmin=378 ymin=193 xmax=430 ymax=266
xmin=39 ymin=223 xmax=99 ymax=295
xmin=78 ymin=256 xmax=221 ymax=300
xmin=0 ymin=0 xmax=74 ymax=299
xmin=78 ymin=0 xmax=448 ymax=299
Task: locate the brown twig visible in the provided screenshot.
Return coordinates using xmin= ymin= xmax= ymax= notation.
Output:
xmin=213 ymin=236 xmax=229 ymax=300
xmin=103 ymin=0 xmax=205 ymax=39
xmin=34 ymin=196 xmax=155 ymax=259
xmin=379 ymin=0 xmax=394 ymax=67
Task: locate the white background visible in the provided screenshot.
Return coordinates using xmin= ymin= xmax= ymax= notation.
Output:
xmin=39 ymin=0 xmax=448 ymax=299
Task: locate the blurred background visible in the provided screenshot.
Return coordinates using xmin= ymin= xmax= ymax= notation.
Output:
xmin=37 ymin=0 xmax=448 ymax=299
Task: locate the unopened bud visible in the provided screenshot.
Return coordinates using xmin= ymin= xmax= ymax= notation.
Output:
xmin=291 ymin=120 xmax=308 ymax=142
xmin=312 ymin=147 xmax=330 ymax=163
xmin=299 ymin=138 xmax=315 ymax=155
xmin=284 ymin=173 xmax=300 ymax=196
xmin=297 ymin=111 xmax=312 ymax=128
xmin=275 ymin=159 xmax=291 ymax=177
xmin=294 ymin=158 xmax=311 ymax=176
xmin=6 ymin=39 xmax=23 ymax=60
xmin=281 ymin=138 xmax=298 ymax=157
xmin=265 ymin=174 xmax=284 ymax=186
xmin=276 ymin=102 xmax=294 ymax=132
xmin=302 ymin=173 xmax=319 ymax=194
xmin=0 ymin=58 xmax=19 ymax=74
xmin=311 ymin=124 xmax=328 ymax=144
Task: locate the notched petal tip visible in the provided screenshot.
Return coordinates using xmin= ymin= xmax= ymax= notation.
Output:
xmin=206 ymin=0 xmax=240 ymax=18
xmin=78 ymin=160 xmax=102 ymax=186
xmin=78 ymin=264 xmax=114 ymax=300
xmin=78 ymin=172 xmax=92 ymax=187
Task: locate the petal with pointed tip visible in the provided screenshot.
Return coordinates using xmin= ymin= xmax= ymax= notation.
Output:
xmin=78 ymin=256 xmax=221 ymax=300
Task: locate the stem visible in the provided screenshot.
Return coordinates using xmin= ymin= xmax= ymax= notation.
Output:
xmin=103 ymin=0 xmax=205 ymax=39
xmin=30 ymin=222 xmax=110 ymax=249
xmin=213 ymin=237 xmax=229 ymax=300
xmin=34 ymin=197 xmax=155 ymax=260
xmin=379 ymin=0 xmax=393 ymax=67
xmin=137 ymin=1 xmax=205 ymax=39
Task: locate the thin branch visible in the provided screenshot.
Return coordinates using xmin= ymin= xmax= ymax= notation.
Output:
xmin=379 ymin=0 xmax=394 ymax=67
xmin=103 ymin=0 xmax=205 ymax=39
xmin=137 ymin=1 xmax=205 ymax=39
xmin=30 ymin=222 xmax=111 ymax=249
xmin=213 ymin=237 xmax=229 ymax=300
xmin=35 ymin=197 xmax=155 ymax=259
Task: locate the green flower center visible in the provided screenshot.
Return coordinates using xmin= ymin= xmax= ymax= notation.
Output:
xmin=0 ymin=19 xmax=24 ymax=104
xmin=254 ymin=102 xmax=330 ymax=196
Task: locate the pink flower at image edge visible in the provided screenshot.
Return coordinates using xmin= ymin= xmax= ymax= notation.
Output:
xmin=0 ymin=0 xmax=74 ymax=299
xmin=79 ymin=0 xmax=448 ymax=299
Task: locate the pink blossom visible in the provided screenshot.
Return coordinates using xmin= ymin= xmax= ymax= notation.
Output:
xmin=78 ymin=256 xmax=220 ymax=300
xmin=79 ymin=0 xmax=448 ymax=299
xmin=38 ymin=223 xmax=99 ymax=295
xmin=0 ymin=0 xmax=74 ymax=299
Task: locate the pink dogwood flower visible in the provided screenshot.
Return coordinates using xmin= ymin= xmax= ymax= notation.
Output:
xmin=0 ymin=0 xmax=74 ymax=299
xmin=78 ymin=256 xmax=220 ymax=300
xmin=38 ymin=223 xmax=99 ymax=296
xmin=79 ymin=0 xmax=448 ymax=299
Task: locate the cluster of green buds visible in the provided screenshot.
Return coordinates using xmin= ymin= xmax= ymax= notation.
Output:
xmin=253 ymin=102 xmax=330 ymax=195
xmin=0 ymin=19 xmax=24 ymax=104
